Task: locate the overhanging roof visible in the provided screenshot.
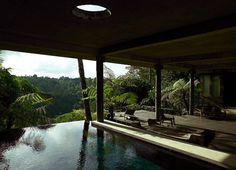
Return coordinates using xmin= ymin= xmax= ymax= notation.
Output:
xmin=0 ymin=0 xmax=236 ymax=71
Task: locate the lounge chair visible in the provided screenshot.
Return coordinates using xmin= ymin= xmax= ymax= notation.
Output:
xmin=124 ymin=109 xmax=138 ymax=121
xmin=161 ymin=108 xmax=176 ymax=125
xmin=161 ymin=114 xmax=175 ymax=126
xmin=148 ymin=113 xmax=175 ymax=126
xmin=200 ymin=96 xmax=227 ymax=119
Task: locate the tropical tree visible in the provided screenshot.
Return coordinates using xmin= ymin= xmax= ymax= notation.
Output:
xmin=83 ymin=79 xmax=138 ymax=119
xmin=161 ymin=79 xmax=189 ymax=112
xmin=125 ymin=66 xmax=155 ymax=86
xmin=103 ymin=80 xmax=137 ymax=111
xmin=0 ymin=63 xmax=20 ymax=128
xmin=125 ymin=65 xmax=189 ymax=89
xmin=126 ymin=65 xmax=191 ymax=111
xmin=78 ymin=59 xmax=92 ymax=121
xmin=113 ymin=76 xmax=151 ymax=104
xmin=0 ymin=57 xmax=3 ymax=67
xmin=24 ymin=75 xmax=86 ymax=117
xmin=8 ymin=92 xmax=53 ymax=128
xmin=0 ymin=56 xmax=53 ymax=129
xmin=140 ymin=88 xmax=155 ymax=106
xmin=161 ymin=78 xmax=200 ymax=113
xmin=104 ymin=64 xmax=115 ymax=80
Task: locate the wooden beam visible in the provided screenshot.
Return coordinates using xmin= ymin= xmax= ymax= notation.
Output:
xmin=104 ymin=56 xmax=154 ymax=67
xmin=96 ymin=56 xmax=104 ymax=122
xmin=101 ymin=13 xmax=236 ymax=55
xmin=0 ymin=30 xmax=98 ymax=59
xmin=105 ymin=55 xmax=191 ymax=71
xmin=196 ymin=62 xmax=236 ymax=71
xmin=161 ymin=51 xmax=236 ymax=64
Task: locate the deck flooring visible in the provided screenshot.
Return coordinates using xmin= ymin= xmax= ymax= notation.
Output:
xmin=114 ymin=110 xmax=236 ymax=135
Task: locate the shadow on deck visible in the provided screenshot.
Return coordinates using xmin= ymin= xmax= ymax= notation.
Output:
xmin=112 ymin=111 xmax=236 ymax=155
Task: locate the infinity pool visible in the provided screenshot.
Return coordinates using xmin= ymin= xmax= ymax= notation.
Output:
xmin=0 ymin=121 xmax=227 ymax=170
xmin=0 ymin=121 xmax=162 ymax=170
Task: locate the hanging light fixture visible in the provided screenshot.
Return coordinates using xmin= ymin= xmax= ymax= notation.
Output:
xmin=72 ymin=1 xmax=111 ymax=20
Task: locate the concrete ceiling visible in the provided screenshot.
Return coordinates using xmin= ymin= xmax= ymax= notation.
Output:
xmin=0 ymin=0 xmax=236 ymax=71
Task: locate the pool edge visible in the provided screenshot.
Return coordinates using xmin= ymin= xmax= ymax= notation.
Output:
xmin=92 ymin=120 xmax=236 ymax=170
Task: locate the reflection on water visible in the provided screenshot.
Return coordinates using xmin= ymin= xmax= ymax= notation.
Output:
xmin=37 ymin=124 xmax=55 ymax=130
xmin=77 ymin=121 xmax=89 ymax=170
xmin=0 ymin=121 xmax=162 ymax=170
xmin=0 ymin=128 xmax=25 ymax=170
xmin=20 ymin=130 xmax=46 ymax=152
xmin=97 ymin=129 xmax=104 ymax=170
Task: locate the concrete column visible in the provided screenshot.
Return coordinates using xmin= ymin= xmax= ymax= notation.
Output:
xmin=155 ymin=64 xmax=163 ymax=120
xmin=189 ymin=69 xmax=195 ymax=115
xmin=96 ymin=56 xmax=104 ymax=122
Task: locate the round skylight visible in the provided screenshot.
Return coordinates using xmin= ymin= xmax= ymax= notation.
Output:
xmin=77 ymin=4 xmax=107 ymax=12
xmin=72 ymin=4 xmax=111 ymax=20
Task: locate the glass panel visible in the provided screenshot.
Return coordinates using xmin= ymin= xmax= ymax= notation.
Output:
xmin=203 ymin=75 xmax=210 ymax=96
xmin=211 ymin=76 xmax=221 ymax=97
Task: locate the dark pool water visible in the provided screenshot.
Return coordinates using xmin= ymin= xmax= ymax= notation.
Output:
xmin=0 ymin=121 xmax=162 ymax=170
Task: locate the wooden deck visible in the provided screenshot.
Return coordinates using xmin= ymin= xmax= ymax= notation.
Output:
xmin=114 ymin=110 xmax=236 ymax=135
xmin=113 ymin=112 xmax=236 ymax=155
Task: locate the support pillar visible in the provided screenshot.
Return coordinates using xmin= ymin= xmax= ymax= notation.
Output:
xmin=155 ymin=64 xmax=163 ymax=120
xmin=189 ymin=69 xmax=195 ymax=115
xmin=96 ymin=56 xmax=104 ymax=122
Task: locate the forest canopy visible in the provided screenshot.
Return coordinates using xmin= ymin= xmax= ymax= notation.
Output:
xmin=1 ymin=52 xmax=192 ymax=128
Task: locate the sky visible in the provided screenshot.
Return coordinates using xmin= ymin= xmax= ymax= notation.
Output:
xmin=1 ymin=50 xmax=128 ymax=78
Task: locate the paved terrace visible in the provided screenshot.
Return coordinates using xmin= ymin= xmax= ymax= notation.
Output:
xmin=114 ymin=110 xmax=236 ymax=135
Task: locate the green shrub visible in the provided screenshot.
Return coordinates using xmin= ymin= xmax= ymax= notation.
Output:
xmin=91 ymin=111 xmax=109 ymax=120
xmin=54 ymin=109 xmax=109 ymax=123
xmin=54 ymin=109 xmax=85 ymax=123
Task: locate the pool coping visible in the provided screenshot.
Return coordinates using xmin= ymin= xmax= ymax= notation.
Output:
xmin=92 ymin=120 xmax=236 ymax=169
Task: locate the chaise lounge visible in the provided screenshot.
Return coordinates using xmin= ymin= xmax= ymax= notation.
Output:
xmin=124 ymin=109 xmax=138 ymax=121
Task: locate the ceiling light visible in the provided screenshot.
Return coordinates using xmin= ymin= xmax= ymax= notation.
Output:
xmin=72 ymin=4 xmax=111 ymax=20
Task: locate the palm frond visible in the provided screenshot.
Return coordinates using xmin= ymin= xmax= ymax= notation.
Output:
xmin=81 ymin=86 xmax=96 ymax=100
xmin=13 ymin=93 xmax=53 ymax=112
xmin=115 ymin=92 xmax=137 ymax=105
xmin=173 ymin=79 xmax=186 ymax=89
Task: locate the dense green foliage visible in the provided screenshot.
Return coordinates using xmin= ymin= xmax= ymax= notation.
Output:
xmin=24 ymin=65 xmax=191 ymax=121
xmin=10 ymin=93 xmax=53 ymax=128
xmin=125 ymin=66 xmax=189 ymax=89
xmin=0 ymin=60 xmax=52 ymax=129
xmin=83 ymin=77 xmax=144 ymax=111
xmin=113 ymin=76 xmax=151 ymax=104
xmin=1 ymin=50 xmax=195 ymax=127
xmin=54 ymin=109 xmax=106 ymax=123
xmin=0 ymin=68 xmax=19 ymax=116
xmin=23 ymin=75 xmax=96 ymax=116
xmin=54 ymin=109 xmax=86 ymax=123
xmin=126 ymin=66 xmax=190 ymax=111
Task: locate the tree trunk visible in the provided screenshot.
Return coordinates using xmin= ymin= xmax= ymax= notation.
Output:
xmin=78 ymin=59 xmax=92 ymax=121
